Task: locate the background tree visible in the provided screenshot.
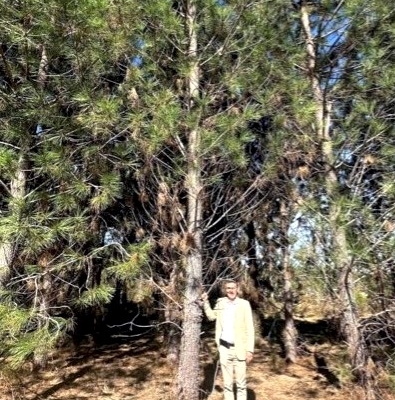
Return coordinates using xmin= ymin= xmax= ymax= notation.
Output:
xmin=0 ymin=0 xmax=151 ymax=366
xmin=289 ymin=0 xmax=395 ymax=394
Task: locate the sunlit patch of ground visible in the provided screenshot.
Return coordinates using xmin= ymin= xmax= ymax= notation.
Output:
xmin=0 ymin=333 xmax=393 ymax=400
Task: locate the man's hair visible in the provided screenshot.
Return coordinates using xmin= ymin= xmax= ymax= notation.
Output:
xmin=222 ymin=278 xmax=238 ymax=286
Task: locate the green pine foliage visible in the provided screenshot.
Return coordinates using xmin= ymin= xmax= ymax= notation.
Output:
xmin=0 ymin=303 xmax=30 ymax=339
xmin=106 ymin=241 xmax=151 ymax=281
xmin=0 ymin=0 xmax=394 ymax=385
xmin=0 ymin=0 xmax=145 ymax=368
xmin=0 ymin=298 xmax=71 ymax=369
xmin=74 ymin=284 xmax=115 ymax=309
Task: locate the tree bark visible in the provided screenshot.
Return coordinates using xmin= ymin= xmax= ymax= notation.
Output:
xmin=164 ymin=268 xmax=182 ymax=363
xmin=177 ymin=1 xmax=203 ymax=399
xmin=0 ymin=155 xmax=26 ymax=285
xmin=280 ymin=202 xmax=298 ymax=363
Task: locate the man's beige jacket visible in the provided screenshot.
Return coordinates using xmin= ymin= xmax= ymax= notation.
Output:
xmin=203 ymin=297 xmax=254 ymax=360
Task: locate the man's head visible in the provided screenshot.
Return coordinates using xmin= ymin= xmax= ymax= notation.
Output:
xmin=223 ymin=279 xmax=239 ymax=301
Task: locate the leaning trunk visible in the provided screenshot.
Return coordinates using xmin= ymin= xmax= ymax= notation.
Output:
xmin=177 ymin=1 xmax=203 ymax=399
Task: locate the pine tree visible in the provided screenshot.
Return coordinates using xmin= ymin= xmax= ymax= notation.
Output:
xmin=0 ymin=0 xmax=148 ymax=367
xmin=290 ymin=0 xmax=395 ymax=392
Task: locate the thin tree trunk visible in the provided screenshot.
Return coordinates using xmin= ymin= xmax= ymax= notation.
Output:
xmin=33 ymin=43 xmax=50 ymax=370
xmin=177 ymin=1 xmax=203 ymax=399
xmin=0 ymin=242 xmax=14 ymax=285
xmin=300 ymin=4 xmax=371 ymax=386
xmin=283 ymin=252 xmax=297 ymax=363
xmin=32 ymin=271 xmax=51 ymax=370
xmin=280 ymin=202 xmax=298 ymax=363
xmin=0 ymin=155 xmax=26 ymax=285
xmin=164 ymin=268 xmax=182 ymax=363
xmin=338 ymin=260 xmax=369 ymax=380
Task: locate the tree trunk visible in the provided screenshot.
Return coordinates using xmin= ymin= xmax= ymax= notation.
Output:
xmin=338 ymin=260 xmax=369 ymax=381
xmin=300 ymin=4 xmax=371 ymax=386
xmin=280 ymin=202 xmax=298 ymax=363
xmin=177 ymin=1 xmax=203 ymax=399
xmin=177 ymin=256 xmax=203 ymax=400
xmin=0 ymin=155 xmax=26 ymax=285
xmin=164 ymin=268 xmax=182 ymax=363
xmin=282 ymin=251 xmax=297 ymax=363
xmin=0 ymin=242 xmax=13 ymax=285
xmin=164 ymin=302 xmax=181 ymax=363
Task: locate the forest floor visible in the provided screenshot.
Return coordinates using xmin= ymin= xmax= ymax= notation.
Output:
xmin=0 ymin=326 xmax=394 ymax=400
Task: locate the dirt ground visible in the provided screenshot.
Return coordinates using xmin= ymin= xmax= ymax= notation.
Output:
xmin=0 ymin=332 xmax=393 ymax=400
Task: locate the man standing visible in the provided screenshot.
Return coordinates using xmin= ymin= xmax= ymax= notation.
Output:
xmin=202 ymin=280 xmax=254 ymax=400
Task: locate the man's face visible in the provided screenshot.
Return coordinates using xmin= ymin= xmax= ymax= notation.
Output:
xmin=225 ymin=282 xmax=238 ymax=301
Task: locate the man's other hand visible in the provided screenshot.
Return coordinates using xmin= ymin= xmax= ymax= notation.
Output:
xmin=246 ymin=351 xmax=254 ymax=364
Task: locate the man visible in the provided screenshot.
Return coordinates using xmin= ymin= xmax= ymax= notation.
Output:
xmin=202 ymin=280 xmax=254 ymax=400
